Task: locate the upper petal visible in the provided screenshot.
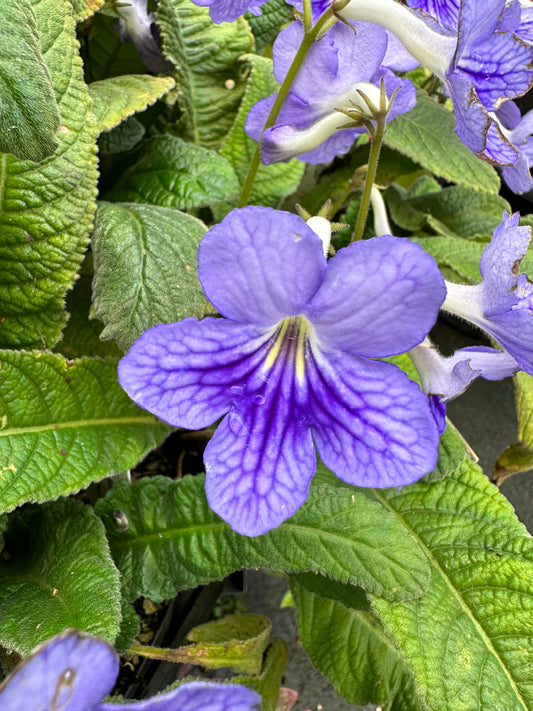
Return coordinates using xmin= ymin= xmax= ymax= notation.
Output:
xmin=118 ymin=318 xmax=272 ymax=429
xmin=97 ymin=681 xmax=261 ymax=711
xmin=308 ymin=350 xmax=440 ymax=488
xmin=198 ymin=207 xmax=327 ymax=326
xmin=307 ymin=235 xmax=446 ymax=357
xmin=0 ymin=631 xmax=118 ymax=711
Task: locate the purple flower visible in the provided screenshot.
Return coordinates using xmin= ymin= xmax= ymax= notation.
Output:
xmin=496 ymin=101 xmax=533 ymax=193
xmin=338 ymin=0 xmax=533 ymax=163
xmin=190 ymin=0 xmax=265 ymax=23
xmin=115 ymin=0 xmax=171 ymax=73
xmin=0 ymin=630 xmax=260 ymax=711
xmin=245 ymin=20 xmax=416 ymax=165
xmin=119 ymin=206 xmax=445 ymax=536
xmin=406 ymin=0 xmax=460 ymax=29
xmin=443 ymin=212 xmax=533 ymax=375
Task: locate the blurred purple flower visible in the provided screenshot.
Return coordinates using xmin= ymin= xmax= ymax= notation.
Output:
xmin=119 ymin=206 xmax=445 ymax=536
xmin=495 ymin=101 xmax=533 ymax=193
xmin=0 ymin=630 xmax=260 ymax=711
xmin=338 ymin=0 xmax=533 ymax=163
xmin=443 ymin=212 xmax=533 ymax=375
xmin=245 ymin=20 xmax=416 ymax=165
xmin=190 ymin=0 xmax=265 ymax=23
xmin=115 ymin=0 xmax=171 ymax=73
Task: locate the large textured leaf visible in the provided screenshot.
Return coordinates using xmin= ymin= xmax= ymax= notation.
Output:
xmin=0 ymin=351 xmax=172 ymax=514
xmin=364 ymin=458 xmax=533 ymax=711
xmin=220 ymin=54 xmax=304 ymax=209
xmin=156 ymin=0 xmax=254 ymax=148
xmin=92 ymin=202 xmax=209 ymax=351
xmin=0 ymin=0 xmax=98 ymax=348
xmin=411 ymin=234 xmax=488 ymax=283
xmin=69 ymin=0 xmax=104 ymax=22
xmin=85 ymin=13 xmax=146 ymax=80
xmin=385 ymin=91 xmax=499 ymax=194
xmin=291 ymin=578 xmax=423 ymax=711
xmin=89 ymin=75 xmax=176 ymax=134
xmin=96 ymin=474 xmax=430 ymax=603
xmin=106 ymin=136 xmax=239 ymax=208
xmin=246 ymin=0 xmax=293 ymax=52
xmin=387 ymin=184 xmax=510 ymax=237
xmin=0 ymin=498 xmax=121 ymax=655
xmin=0 ymin=1 xmax=59 ymax=161
xmin=493 ymin=372 xmax=533 ymax=484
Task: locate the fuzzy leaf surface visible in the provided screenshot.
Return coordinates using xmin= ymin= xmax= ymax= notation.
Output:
xmin=385 ymin=91 xmax=499 ymax=193
xmin=494 ymin=372 xmax=533 ymax=484
xmin=156 ymin=0 xmax=254 ymax=148
xmin=89 ymin=75 xmax=175 ymax=134
xmin=366 ymin=458 xmax=533 ymax=711
xmin=92 ymin=202 xmax=208 ymax=351
xmin=291 ymin=579 xmax=423 ymax=711
xmin=69 ymin=0 xmax=104 ymax=21
xmin=96 ymin=475 xmax=430 ymax=603
xmin=106 ymin=136 xmax=239 ymax=209
xmin=0 ymin=351 xmax=172 ymax=514
xmin=0 ymin=0 xmax=98 ymax=348
xmin=0 ymin=499 xmax=121 ymax=655
xmin=0 ymin=1 xmax=60 ymax=161
xmin=220 ymin=54 xmax=304 ymax=209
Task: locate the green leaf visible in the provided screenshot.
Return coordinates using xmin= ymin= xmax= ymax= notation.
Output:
xmin=410 ymin=234 xmax=487 ymax=284
xmin=84 ymin=13 xmax=147 ymax=80
xmin=220 ymin=54 xmax=304 ymax=209
xmin=366 ymin=458 xmax=533 ymax=711
xmin=182 ymin=614 xmax=271 ymax=674
xmin=246 ymin=0 xmax=293 ymax=52
xmin=98 ymin=116 xmax=146 ymax=156
xmin=385 ymin=91 xmax=500 ymax=194
xmin=115 ymin=599 xmax=141 ymax=653
xmin=387 ymin=184 xmax=510 ymax=237
xmin=0 ymin=498 xmax=121 ymax=655
xmin=493 ymin=372 xmax=533 ymax=485
xmin=0 ymin=1 xmax=60 ymax=162
xmin=291 ymin=579 xmax=423 ymax=711
xmin=89 ymin=75 xmax=176 ymax=134
xmin=96 ymin=474 xmax=430 ymax=603
xmin=423 ymin=419 xmax=467 ymax=483
xmin=0 ymin=351 xmax=172 ymax=514
xmin=0 ymin=0 xmax=98 ymax=348
xmin=69 ymin=0 xmax=104 ymax=22
xmin=233 ymin=638 xmax=288 ymax=711
xmin=105 ymin=136 xmax=239 ymax=208
xmin=156 ymin=0 xmax=254 ymax=148
xmin=92 ymin=201 xmax=209 ymax=351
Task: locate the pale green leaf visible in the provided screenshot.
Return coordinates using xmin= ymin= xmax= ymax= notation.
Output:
xmin=494 ymin=372 xmax=533 ymax=484
xmin=96 ymin=475 xmax=430 ymax=603
xmin=0 ymin=351 xmax=172 ymax=514
xmin=0 ymin=0 xmax=59 ymax=162
xmin=291 ymin=579 xmax=423 ymax=711
xmin=220 ymin=54 xmax=304 ymax=209
xmin=0 ymin=0 xmax=98 ymax=348
xmin=105 ymin=136 xmax=239 ymax=208
xmin=385 ymin=91 xmax=500 ymax=194
xmin=156 ymin=0 xmax=254 ymax=148
xmin=0 ymin=498 xmax=121 ymax=655
xmin=89 ymin=75 xmax=175 ymax=134
xmin=367 ymin=458 xmax=533 ymax=711
xmin=233 ymin=638 xmax=288 ymax=711
xmin=92 ymin=202 xmax=208 ymax=351
xmin=69 ymin=0 xmax=104 ymax=22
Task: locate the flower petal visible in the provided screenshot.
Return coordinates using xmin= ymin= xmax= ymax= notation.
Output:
xmin=0 ymin=631 xmax=118 ymax=711
xmin=118 ymin=318 xmax=272 ymax=429
xmin=204 ymin=345 xmax=316 ymax=535
xmin=198 ymin=207 xmax=326 ymax=326
xmin=97 ymin=681 xmax=261 ymax=711
xmin=307 ymin=235 xmax=446 ymax=357
xmin=308 ymin=351 xmax=440 ymax=488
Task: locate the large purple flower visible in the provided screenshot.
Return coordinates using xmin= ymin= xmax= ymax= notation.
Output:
xmin=245 ymin=20 xmax=416 ymax=165
xmin=119 ymin=207 xmax=445 ymax=536
xmin=0 ymin=630 xmax=260 ymax=711
xmin=443 ymin=212 xmax=533 ymax=375
xmin=190 ymin=0 xmax=265 ymax=23
xmin=338 ymin=0 xmax=533 ymax=163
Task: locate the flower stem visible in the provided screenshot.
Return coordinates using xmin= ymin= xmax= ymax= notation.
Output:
xmin=238 ymin=10 xmax=337 ymax=208
xmin=350 ymin=112 xmax=387 ymax=242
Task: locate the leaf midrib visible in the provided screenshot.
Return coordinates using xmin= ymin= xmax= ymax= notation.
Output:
xmin=0 ymin=415 xmax=165 ymax=437
xmin=370 ymin=488 xmax=528 ymax=710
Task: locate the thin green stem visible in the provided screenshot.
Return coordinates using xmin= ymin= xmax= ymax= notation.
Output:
xmin=238 ymin=11 xmax=337 ymax=208
xmin=350 ymin=115 xmax=387 ymax=242
xmin=302 ymin=0 xmax=313 ymax=34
